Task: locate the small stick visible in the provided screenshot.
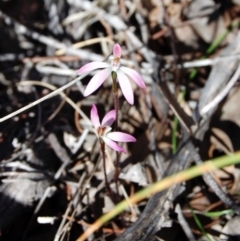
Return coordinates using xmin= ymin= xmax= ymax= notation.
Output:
xmin=200 ymin=63 xmax=240 ymax=115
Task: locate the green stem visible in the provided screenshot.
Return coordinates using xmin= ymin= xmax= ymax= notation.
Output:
xmin=191 ymin=207 xmax=212 ymax=241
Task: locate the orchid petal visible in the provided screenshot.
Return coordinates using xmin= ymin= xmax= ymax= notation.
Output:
xmin=120 ymin=66 xmax=146 ymax=88
xmin=117 ymin=70 xmax=134 ymax=105
xmin=101 ymin=136 xmax=126 ymax=153
xmin=84 ymin=68 xmax=111 ymax=96
xmin=90 ymin=104 xmax=100 ymax=129
xmin=77 ymin=62 xmax=110 ymax=74
xmin=101 ymin=109 xmax=116 ymax=127
xmin=113 ymin=43 xmax=121 ymax=58
xmin=107 ymin=132 xmax=136 ymax=142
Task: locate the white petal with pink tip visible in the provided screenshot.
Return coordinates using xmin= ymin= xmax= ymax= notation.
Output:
xmin=77 ymin=62 xmax=110 ymax=74
xmin=117 ymin=70 xmax=134 ymax=105
xmin=120 ymin=66 xmax=146 ymax=88
xmin=90 ymin=105 xmax=100 ymax=129
xmin=101 ymin=137 xmax=126 ymax=153
xmin=107 ymin=132 xmax=136 ymax=142
xmin=102 ymin=110 xmax=116 ymax=127
xmin=84 ymin=68 xmax=111 ymax=96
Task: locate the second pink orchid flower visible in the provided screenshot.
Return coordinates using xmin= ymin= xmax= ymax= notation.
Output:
xmin=91 ymin=104 xmax=136 ymax=153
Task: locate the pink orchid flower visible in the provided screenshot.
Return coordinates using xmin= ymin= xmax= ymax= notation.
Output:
xmin=77 ymin=43 xmax=146 ymax=105
xmin=90 ymin=104 xmax=136 ymax=153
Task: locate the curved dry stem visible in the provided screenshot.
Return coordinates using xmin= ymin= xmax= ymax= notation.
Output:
xmin=56 ymin=37 xmax=114 ymax=55
xmin=0 ymin=74 xmax=91 ymax=125
xmin=200 ymin=63 xmax=240 ymax=116
xmin=17 ymin=80 xmax=92 ymax=126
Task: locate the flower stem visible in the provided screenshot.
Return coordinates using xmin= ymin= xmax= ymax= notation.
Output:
xmin=112 ymin=71 xmax=120 ymax=197
xmin=100 ymin=142 xmax=113 ymax=198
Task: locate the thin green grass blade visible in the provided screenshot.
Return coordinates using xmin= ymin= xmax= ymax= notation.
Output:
xmin=77 ymin=152 xmax=240 ymax=241
xmin=191 ymin=208 xmax=212 ymax=241
xmin=202 ymin=209 xmax=233 ymax=218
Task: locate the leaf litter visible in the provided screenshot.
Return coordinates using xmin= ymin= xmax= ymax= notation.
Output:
xmin=0 ymin=0 xmax=240 ymax=240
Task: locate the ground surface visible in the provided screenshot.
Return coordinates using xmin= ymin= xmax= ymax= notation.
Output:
xmin=0 ymin=0 xmax=240 ymax=241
